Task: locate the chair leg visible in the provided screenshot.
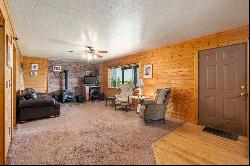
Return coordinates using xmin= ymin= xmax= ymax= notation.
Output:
xmin=144 ymin=119 xmax=147 ymax=126
xmin=163 ymin=118 xmax=166 ymax=124
xmin=111 ymin=100 xmax=115 ymax=108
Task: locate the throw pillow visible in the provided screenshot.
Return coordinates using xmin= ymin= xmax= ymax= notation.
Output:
xmin=23 ymin=93 xmax=32 ymax=100
xmin=31 ymin=92 xmax=38 ymax=99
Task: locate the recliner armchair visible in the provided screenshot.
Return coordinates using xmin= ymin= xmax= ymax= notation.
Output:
xmin=140 ymin=88 xmax=171 ymax=125
xmin=115 ymin=84 xmax=134 ymax=104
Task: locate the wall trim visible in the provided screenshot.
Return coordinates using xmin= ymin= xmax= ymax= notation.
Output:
xmin=196 ymin=42 xmax=249 ymax=135
xmin=0 ymin=10 xmax=5 ymax=165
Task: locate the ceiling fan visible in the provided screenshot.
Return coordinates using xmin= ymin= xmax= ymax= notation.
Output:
xmin=70 ymin=46 xmax=108 ymax=60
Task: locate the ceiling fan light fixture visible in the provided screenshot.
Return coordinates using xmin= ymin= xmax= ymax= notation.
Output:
xmin=83 ymin=53 xmax=87 ymax=59
xmin=87 ymin=54 xmax=92 ymax=60
xmin=71 ymin=45 xmax=107 ymax=61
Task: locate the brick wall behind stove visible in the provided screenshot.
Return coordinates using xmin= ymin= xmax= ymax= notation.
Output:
xmin=48 ymin=60 xmax=100 ymax=96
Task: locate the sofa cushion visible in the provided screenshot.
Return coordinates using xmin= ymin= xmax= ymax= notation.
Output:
xmin=19 ymin=98 xmax=55 ymax=109
xmin=23 ymin=92 xmax=32 ymax=100
xmin=22 ymin=88 xmax=37 ymax=100
xmin=37 ymin=93 xmax=47 ymax=98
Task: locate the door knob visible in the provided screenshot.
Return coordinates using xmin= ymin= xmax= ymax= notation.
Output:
xmin=240 ymin=92 xmax=247 ymax=96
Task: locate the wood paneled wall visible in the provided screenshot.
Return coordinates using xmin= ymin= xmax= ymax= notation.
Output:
xmin=0 ymin=0 xmax=23 ymax=164
xmin=101 ymin=26 xmax=249 ymax=126
xmin=23 ymin=56 xmax=48 ymax=93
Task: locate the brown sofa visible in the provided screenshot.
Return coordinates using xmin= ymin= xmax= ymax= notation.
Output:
xmin=17 ymin=88 xmax=60 ymax=123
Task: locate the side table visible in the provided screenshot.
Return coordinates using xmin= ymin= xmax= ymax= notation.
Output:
xmin=130 ymin=96 xmax=148 ymax=113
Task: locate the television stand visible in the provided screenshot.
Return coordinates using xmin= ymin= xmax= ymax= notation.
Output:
xmin=84 ymin=84 xmax=100 ymax=102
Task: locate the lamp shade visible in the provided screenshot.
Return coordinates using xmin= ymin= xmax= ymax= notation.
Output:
xmin=137 ymin=79 xmax=144 ymax=87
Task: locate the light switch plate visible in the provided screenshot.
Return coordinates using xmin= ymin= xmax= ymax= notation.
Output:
xmin=6 ymin=80 xmax=11 ymax=88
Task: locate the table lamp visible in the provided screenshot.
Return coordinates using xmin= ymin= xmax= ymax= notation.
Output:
xmin=137 ymin=79 xmax=144 ymax=97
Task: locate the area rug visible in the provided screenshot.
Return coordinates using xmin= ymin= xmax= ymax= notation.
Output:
xmin=203 ymin=126 xmax=238 ymax=141
xmin=7 ymin=102 xmax=181 ymax=165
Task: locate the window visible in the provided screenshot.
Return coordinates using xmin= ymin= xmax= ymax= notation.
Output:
xmin=109 ymin=64 xmax=139 ymax=88
xmin=110 ymin=67 xmax=122 ymax=87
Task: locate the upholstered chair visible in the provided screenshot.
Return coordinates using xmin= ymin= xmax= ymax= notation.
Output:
xmin=115 ymin=84 xmax=134 ymax=104
xmin=140 ymin=88 xmax=171 ymax=125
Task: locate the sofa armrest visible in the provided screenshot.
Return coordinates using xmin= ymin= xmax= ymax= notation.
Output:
xmin=144 ymin=104 xmax=166 ymax=120
xmin=19 ymin=98 xmax=55 ymax=109
xmin=145 ymin=103 xmax=163 ymax=110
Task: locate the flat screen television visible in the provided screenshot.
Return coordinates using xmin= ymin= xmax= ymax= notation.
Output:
xmin=84 ymin=76 xmax=97 ymax=85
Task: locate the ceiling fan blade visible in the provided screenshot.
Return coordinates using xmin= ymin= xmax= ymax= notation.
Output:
xmin=85 ymin=50 xmax=92 ymax=54
xmin=86 ymin=46 xmax=95 ymax=52
xmin=68 ymin=50 xmax=82 ymax=54
xmin=95 ymin=53 xmax=103 ymax=58
xmin=98 ymin=50 xmax=108 ymax=53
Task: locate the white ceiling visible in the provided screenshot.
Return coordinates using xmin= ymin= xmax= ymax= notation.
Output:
xmin=7 ymin=0 xmax=249 ymax=61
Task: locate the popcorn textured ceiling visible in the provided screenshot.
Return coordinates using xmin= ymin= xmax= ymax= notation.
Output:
xmin=7 ymin=0 xmax=249 ymax=61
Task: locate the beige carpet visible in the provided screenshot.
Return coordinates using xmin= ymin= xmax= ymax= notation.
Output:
xmin=152 ymin=123 xmax=249 ymax=165
xmin=7 ymin=102 xmax=181 ymax=165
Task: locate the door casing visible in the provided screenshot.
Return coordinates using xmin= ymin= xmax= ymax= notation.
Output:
xmin=0 ymin=11 xmax=5 ymax=165
xmin=197 ymin=42 xmax=249 ymax=136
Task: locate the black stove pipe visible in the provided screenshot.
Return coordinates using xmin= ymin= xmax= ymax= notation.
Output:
xmin=64 ymin=70 xmax=68 ymax=90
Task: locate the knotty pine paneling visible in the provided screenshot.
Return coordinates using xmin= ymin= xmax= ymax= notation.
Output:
xmin=101 ymin=26 xmax=249 ymax=127
xmin=23 ymin=56 xmax=48 ymax=93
